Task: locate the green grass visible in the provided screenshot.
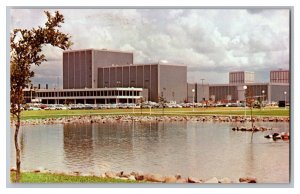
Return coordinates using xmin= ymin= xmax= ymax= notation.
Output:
xmin=15 ymin=107 xmax=289 ymax=120
xmin=10 ymin=172 xmax=139 ymax=183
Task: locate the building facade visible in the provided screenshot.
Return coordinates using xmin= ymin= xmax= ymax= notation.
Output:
xmin=98 ymin=63 xmax=187 ymax=103
xmin=26 ymin=48 xmax=290 ymax=105
xmin=63 ymin=49 xmax=133 ymax=89
xmin=229 ymin=71 xmax=255 ymax=84
xmin=27 ymin=87 xmax=145 ymax=104
xmin=207 ymin=83 xmax=289 ymax=103
xmin=205 ymin=70 xmax=289 ymax=103
xmin=270 ymin=69 xmax=289 ymax=83
xmin=187 ymin=83 xmax=210 ymax=103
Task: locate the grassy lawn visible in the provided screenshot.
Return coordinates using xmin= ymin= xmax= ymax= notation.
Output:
xmin=16 ymin=107 xmax=289 ymax=120
xmin=10 ymin=172 xmax=138 ymax=183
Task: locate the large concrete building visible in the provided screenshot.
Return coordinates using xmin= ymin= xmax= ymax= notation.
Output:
xmin=229 ymin=71 xmax=255 ymax=84
xmin=25 ymin=48 xmax=290 ymax=105
xmin=98 ymin=63 xmax=187 ymax=103
xmin=187 ymin=71 xmax=290 ymax=104
xmin=187 ymin=83 xmax=210 ymax=103
xmin=270 ymin=69 xmax=289 ymax=83
xmin=61 ymin=49 xmax=187 ymax=103
xmin=63 ymin=49 xmax=133 ymax=89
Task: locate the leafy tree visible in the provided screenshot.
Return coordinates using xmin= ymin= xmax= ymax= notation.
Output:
xmin=10 ymin=11 xmax=72 ymax=182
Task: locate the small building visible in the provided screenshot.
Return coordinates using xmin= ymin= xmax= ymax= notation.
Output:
xmin=270 ymin=69 xmax=289 ymax=83
xmin=229 ymin=71 xmax=255 ymax=84
xmin=24 ymin=87 xmax=146 ymax=104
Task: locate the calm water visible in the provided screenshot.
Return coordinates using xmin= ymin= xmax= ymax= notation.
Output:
xmin=10 ymin=121 xmax=290 ymax=183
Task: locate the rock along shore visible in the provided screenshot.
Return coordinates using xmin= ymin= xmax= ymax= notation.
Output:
xmin=10 ymin=168 xmax=257 ymax=183
xmin=12 ymin=115 xmax=289 ymax=126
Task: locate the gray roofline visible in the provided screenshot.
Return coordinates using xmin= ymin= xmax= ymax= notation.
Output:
xmin=187 ymin=82 xmax=290 ymax=86
xmin=229 ymin=71 xmax=255 ymax=74
xmin=24 ymin=87 xmax=144 ymax=92
xmin=99 ymin=63 xmax=187 ymax=68
xmin=63 ymin=48 xmax=133 ymax=54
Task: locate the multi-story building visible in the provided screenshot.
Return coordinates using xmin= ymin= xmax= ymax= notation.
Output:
xmin=98 ymin=63 xmax=187 ymax=103
xmin=25 ymin=48 xmax=290 ymax=105
xmin=270 ymin=69 xmax=289 ymax=83
xmin=187 ymin=70 xmax=289 ymax=103
xmin=63 ymin=49 xmax=133 ymax=89
xmin=229 ymin=71 xmax=255 ymax=84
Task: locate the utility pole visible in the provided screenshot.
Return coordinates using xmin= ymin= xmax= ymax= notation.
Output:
xmin=201 ymin=79 xmax=205 ymax=108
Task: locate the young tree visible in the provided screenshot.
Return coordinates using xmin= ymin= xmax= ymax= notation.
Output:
xmin=140 ymin=97 xmax=145 ymax=115
xmin=10 ymin=11 xmax=72 ymax=182
xmin=245 ymin=87 xmax=256 ymax=142
xmin=158 ymin=96 xmax=166 ymax=115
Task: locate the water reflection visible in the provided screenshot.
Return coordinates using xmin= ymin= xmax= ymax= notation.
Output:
xmin=63 ymin=124 xmax=94 ymax=170
xmin=11 ymin=121 xmax=289 ymax=183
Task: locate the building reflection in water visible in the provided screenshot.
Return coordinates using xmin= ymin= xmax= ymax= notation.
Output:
xmin=63 ymin=123 xmax=95 ymax=170
xmin=62 ymin=121 xmax=188 ymax=173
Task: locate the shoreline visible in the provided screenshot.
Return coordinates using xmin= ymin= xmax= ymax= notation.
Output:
xmin=11 ymin=114 xmax=290 ymax=126
xmin=10 ymin=168 xmax=257 ymax=183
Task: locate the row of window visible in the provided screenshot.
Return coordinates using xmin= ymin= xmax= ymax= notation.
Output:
xmin=270 ymin=71 xmax=289 ymax=82
xmin=37 ymin=90 xmax=140 ymax=98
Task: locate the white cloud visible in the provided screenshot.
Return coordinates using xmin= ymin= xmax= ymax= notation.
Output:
xmin=10 ymin=8 xmax=290 ymax=85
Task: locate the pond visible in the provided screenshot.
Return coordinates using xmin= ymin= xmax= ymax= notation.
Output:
xmin=10 ymin=121 xmax=289 ymax=183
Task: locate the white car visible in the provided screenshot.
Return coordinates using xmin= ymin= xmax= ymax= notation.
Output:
xmin=55 ymin=104 xmax=69 ymax=110
xmin=28 ymin=106 xmax=41 ymax=111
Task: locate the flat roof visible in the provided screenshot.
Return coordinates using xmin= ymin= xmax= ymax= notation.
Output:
xmin=209 ymin=82 xmax=289 ymax=86
xmin=99 ymin=63 xmax=187 ymax=68
xmin=270 ymin=69 xmax=289 ymax=72
xmin=229 ymin=71 xmax=255 ymax=74
xmin=24 ymin=87 xmax=143 ymax=92
xmin=63 ymin=48 xmax=133 ymax=54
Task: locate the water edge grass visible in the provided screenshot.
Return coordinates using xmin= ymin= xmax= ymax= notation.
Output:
xmin=15 ymin=107 xmax=289 ymax=120
xmin=10 ymin=172 xmax=139 ymax=183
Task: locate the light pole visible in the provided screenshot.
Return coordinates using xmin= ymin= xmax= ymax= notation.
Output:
xmin=262 ymin=90 xmax=265 ymax=110
xmin=162 ymin=88 xmax=166 ymax=115
xmin=243 ymin=85 xmax=247 ymax=118
xmin=201 ymin=79 xmax=205 ymax=108
xmin=284 ymin=91 xmax=287 ymax=109
xmin=192 ymin=89 xmax=195 ymax=112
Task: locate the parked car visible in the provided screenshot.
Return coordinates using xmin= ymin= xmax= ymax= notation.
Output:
xmin=44 ymin=104 xmax=56 ymax=110
xmin=55 ymin=104 xmax=69 ymax=110
xmin=27 ymin=106 xmax=41 ymax=111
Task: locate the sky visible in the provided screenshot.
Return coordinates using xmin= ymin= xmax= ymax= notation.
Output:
xmin=9 ymin=8 xmax=290 ymax=88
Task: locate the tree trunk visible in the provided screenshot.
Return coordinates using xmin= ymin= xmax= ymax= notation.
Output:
xmin=14 ymin=110 xmax=21 ymax=182
xmin=251 ymin=106 xmax=254 ymax=130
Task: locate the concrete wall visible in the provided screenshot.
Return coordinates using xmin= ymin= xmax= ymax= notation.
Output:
xmin=270 ymin=70 xmax=289 ymax=83
xmin=187 ymin=83 xmax=209 ymax=103
xmin=187 ymin=83 xmax=195 ymax=102
xmin=244 ymin=84 xmax=268 ymax=101
xmin=98 ymin=64 xmax=159 ymax=102
xmin=207 ymin=83 xmax=290 ymax=103
xmin=209 ymin=85 xmax=238 ymax=102
xmin=98 ymin=64 xmax=187 ymax=103
xmin=63 ymin=50 xmax=92 ymax=89
xmin=269 ymin=84 xmax=290 ymax=103
xmin=229 ymin=71 xmax=255 ymax=84
xmin=63 ymin=49 xmax=133 ymax=89
xmin=93 ymin=50 xmax=133 ymax=88
xmin=196 ymin=84 xmax=210 ymax=102
xmin=159 ymin=65 xmax=187 ymax=103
